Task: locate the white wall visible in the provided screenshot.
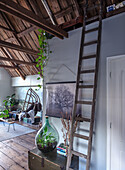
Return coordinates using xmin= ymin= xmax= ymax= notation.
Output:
xmin=12 ymin=75 xmax=43 ymax=87
xmin=43 ymin=12 xmax=125 ymax=170
xmin=12 ymin=75 xmax=43 ymax=106
xmin=0 ymin=68 xmax=14 ymax=106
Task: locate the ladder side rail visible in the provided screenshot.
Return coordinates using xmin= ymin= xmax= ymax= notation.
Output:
xmin=66 ymin=3 xmax=87 ymax=170
xmin=86 ymin=1 xmax=103 ymax=170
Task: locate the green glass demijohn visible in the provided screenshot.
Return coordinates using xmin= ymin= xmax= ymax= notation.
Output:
xmin=35 ymin=116 xmax=59 ymax=153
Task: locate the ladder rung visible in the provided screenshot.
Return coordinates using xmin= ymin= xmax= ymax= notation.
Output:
xmin=82 ymin=54 xmax=96 ymax=60
xmin=80 ymin=69 xmax=95 ymax=74
xmin=72 ymin=150 xmax=87 ymax=159
xmin=75 ymin=117 xmax=91 ymax=122
xmin=85 ymin=27 xmax=98 ymax=34
xmin=86 ymin=16 xmax=99 ymax=23
xmin=76 ymin=101 xmax=92 ymax=105
xmin=84 ymin=40 xmax=97 ymax=46
xmin=78 ymin=85 xmax=94 ymax=88
xmin=74 ymin=133 xmax=89 ymax=140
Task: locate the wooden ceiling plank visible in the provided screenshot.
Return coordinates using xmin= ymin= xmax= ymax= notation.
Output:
xmin=1 ymin=47 xmax=25 ymax=80
xmin=0 ymin=64 xmax=17 ymax=69
xmin=41 ymin=0 xmax=57 ymax=25
xmin=0 ymin=56 xmax=36 ymax=65
xmin=17 ymin=5 xmax=73 ymax=38
xmin=71 ymin=0 xmax=81 ymax=16
xmin=0 ymin=25 xmax=16 ymax=33
xmin=17 ymin=26 xmax=37 ymax=38
xmin=0 ymin=4 xmax=63 ymax=39
xmin=0 ymin=0 xmax=68 ymax=39
xmin=0 ymin=39 xmax=39 ymax=55
xmin=2 ymin=12 xmax=37 ymax=65
xmin=0 ymin=12 xmax=32 ymax=79
xmin=59 ymin=0 xmax=72 ymax=21
xmin=5 ymin=37 xmax=16 ymax=43
xmin=55 ymin=6 xmax=73 ymax=19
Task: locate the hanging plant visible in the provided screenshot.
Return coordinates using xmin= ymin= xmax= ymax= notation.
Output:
xmin=35 ymin=29 xmax=52 ymax=89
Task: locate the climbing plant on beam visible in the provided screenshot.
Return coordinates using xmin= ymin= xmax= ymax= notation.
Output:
xmin=36 ymin=29 xmax=52 ymax=89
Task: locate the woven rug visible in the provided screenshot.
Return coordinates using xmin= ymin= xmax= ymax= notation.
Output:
xmin=0 ymin=122 xmax=36 ymax=142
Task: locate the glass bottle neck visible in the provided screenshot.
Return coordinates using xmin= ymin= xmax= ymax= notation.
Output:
xmin=45 ymin=118 xmax=49 ymax=124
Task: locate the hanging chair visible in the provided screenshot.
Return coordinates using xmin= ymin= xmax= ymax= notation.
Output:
xmin=22 ymin=88 xmax=41 ymax=111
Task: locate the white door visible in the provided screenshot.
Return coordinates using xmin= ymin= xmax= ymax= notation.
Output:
xmin=108 ymin=56 xmax=125 ymax=170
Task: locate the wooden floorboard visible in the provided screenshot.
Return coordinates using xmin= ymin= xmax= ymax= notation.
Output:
xmin=0 ymin=121 xmax=38 ymax=170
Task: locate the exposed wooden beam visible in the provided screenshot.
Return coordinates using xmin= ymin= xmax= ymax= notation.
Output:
xmin=1 ymin=12 xmax=42 ymax=79
xmin=0 ymin=0 xmax=68 ymax=39
xmin=55 ymin=6 xmax=73 ymax=19
xmin=60 ymin=16 xmax=83 ymax=29
xmin=1 ymin=47 xmax=25 ymax=80
xmin=17 ymin=26 xmax=37 ymax=38
xmin=0 ymin=25 xmax=16 ymax=33
xmin=17 ymin=6 xmax=73 ymax=38
xmin=0 ymin=56 xmax=36 ymax=66
xmin=0 ymin=64 xmax=17 ymax=69
xmin=0 ymin=39 xmax=39 ymax=55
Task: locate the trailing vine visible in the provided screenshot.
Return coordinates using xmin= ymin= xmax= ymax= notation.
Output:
xmin=36 ymin=29 xmax=52 ymax=89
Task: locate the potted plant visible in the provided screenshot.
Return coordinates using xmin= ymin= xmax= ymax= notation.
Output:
xmin=35 ymin=116 xmax=59 ymax=153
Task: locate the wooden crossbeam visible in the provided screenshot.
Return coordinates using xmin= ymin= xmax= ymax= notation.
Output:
xmin=0 ymin=39 xmax=39 ymax=55
xmin=0 ymin=25 xmax=16 ymax=33
xmin=60 ymin=16 xmax=83 ymax=29
xmin=55 ymin=6 xmax=73 ymax=19
xmin=17 ymin=26 xmax=37 ymax=38
xmin=0 ymin=56 xmax=36 ymax=65
xmin=0 ymin=0 xmax=68 ymax=39
xmin=0 ymin=64 xmax=17 ymax=69
xmin=17 ymin=6 xmax=73 ymax=38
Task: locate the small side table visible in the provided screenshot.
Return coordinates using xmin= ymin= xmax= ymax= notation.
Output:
xmin=0 ymin=118 xmax=15 ymax=132
xmin=28 ymin=148 xmax=79 ymax=170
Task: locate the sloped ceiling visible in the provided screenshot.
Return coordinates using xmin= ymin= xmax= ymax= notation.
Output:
xmin=0 ymin=0 xmax=124 ymax=79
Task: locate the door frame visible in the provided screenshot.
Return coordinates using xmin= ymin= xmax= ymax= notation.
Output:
xmin=107 ymin=54 xmax=125 ymax=170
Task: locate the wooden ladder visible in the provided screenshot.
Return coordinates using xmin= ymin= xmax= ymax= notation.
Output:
xmin=66 ymin=1 xmax=103 ymax=170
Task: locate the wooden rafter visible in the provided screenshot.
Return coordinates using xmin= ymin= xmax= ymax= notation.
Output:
xmin=17 ymin=26 xmax=37 ymax=38
xmin=0 ymin=64 xmax=17 ymax=69
xmin=0 ymin=25 xmax=16 ymax=33
xmin=0 ymin=0 xmax=68 ymax=39
xmin=0 ymin=56 xmax=36 ymax=66
xmin=0 ymin=40 xmax=39 ymax=55
xmin=1 ymin=11 xmax=41 ymax=79
xmin=17 ymin=5 xmax=73 ymax=38
xmin=1 ymin=48 xmax=25 ymax=80
xmin=55 ymin=6 xmax=73 ymax=19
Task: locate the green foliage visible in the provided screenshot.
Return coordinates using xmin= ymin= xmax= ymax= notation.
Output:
xmin=0 ymin=93 xmax=16 ymax=118
xmin=37 ymin=126 xmax=56 ymax=148
xmin=35 ymin=29 xmax=52 ymax=90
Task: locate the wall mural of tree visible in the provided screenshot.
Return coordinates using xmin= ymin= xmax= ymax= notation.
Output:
xmin=46 ymin=83 xmax=81 ymax=118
